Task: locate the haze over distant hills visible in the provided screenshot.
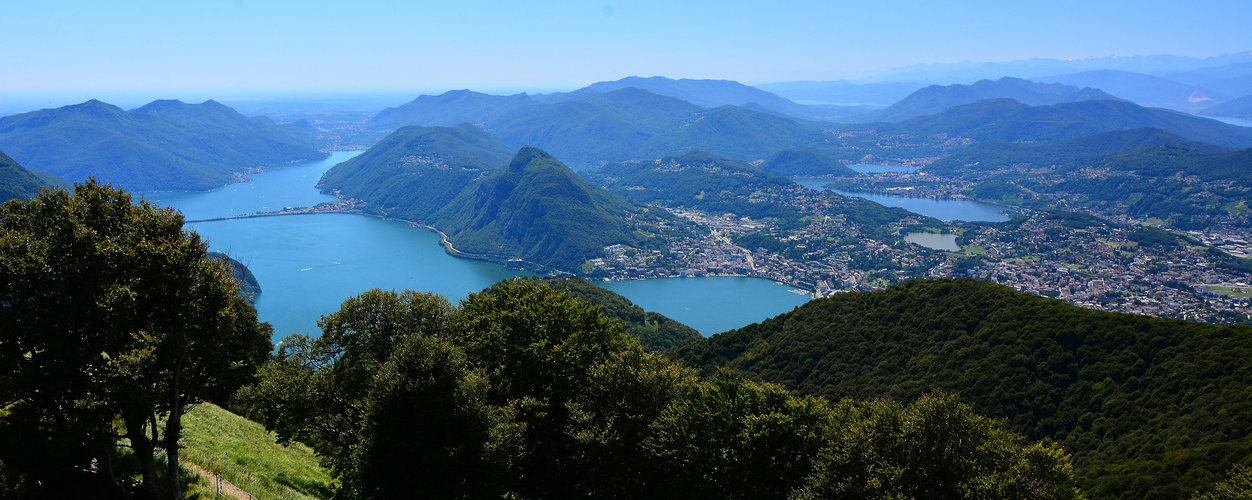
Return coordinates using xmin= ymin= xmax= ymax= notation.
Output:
xmin=1037 ymin=70 xmax=1224 ymax=111
xmin=0 ymin=99 xmax=324 ymax=191
xmin=851 ymin=77 xmax=1121 ymax=122
xmin=884 ymin=98 xmax=1252 ymax=147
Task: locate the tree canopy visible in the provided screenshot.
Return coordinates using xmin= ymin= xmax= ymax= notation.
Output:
xmin=234 ymin=279 xmax=1080 ymax=499
xmin=0 ymin=180 xmax=272 ymax=499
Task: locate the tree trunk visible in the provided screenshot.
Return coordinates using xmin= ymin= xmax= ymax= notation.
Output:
xmin=124 ymin=412 xmax=163 ymax=500
xmin=164 ymin=370 xmax=185 ymax=500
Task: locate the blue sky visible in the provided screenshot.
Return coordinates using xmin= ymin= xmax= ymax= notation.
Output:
xmin=3 ymin=0 xmax=1251 ymax=94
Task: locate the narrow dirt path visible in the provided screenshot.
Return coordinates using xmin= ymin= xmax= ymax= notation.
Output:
xmin=184 ymin=461 xmax=252 ymax=500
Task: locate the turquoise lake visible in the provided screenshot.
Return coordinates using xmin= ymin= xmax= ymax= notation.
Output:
xmin=146 ymin=152 xmax=809 ymax=339
xmin=790 ymin=177 xmax=1010 ymax=222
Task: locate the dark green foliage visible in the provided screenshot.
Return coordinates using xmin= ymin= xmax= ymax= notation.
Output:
xmin=856 ymin=77 xmax=1121 ymax=123
xmin=208 ymin=251 xmax=262 ymax=304
xmin=239 ymin=280 xmax=1080 ymax=499
xmin=668 ymin=278 xmax=1252 ymax=498
xmin=888 ymin=99 xmax=1252 ymax=148
xmin=531 ymin=277 xmax=702 ymax=351
xmin=429 ymin=147 xmax=662 ymax=271
xmin=353 ymin=335 xmax=499 ymax=499
xmin=759 ymin=148 xmax=858 ymax=176
xmin=318 ymin=124 xmax=515 ymax=220
xmin=0 ymin=99 xmax=325 ymax=191
xmin=0 ymin=150 xmax=46 ymax=202
xmin=793 ymin=393 xmax=1080 ymax=500
xmin=0 ymin=181 xmax=272 ymax=499
xmin=369 ymin=90 xmax=537 ymax=129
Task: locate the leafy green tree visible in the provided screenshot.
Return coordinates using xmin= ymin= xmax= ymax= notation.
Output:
xmin=646 ymin=369 xmax=831 ymax=500
xmin=0 ymin=180 xmax=271 ymax=499
xmin=793 ymin=393 xmax=1081 ymax=500
xmin=232 ymin=289 xmax=456 ymax=481
xmin=350 ymin=335 xmax=500 ymax=500
xmin=1194 ymin=466 xmax=1252 ymax=500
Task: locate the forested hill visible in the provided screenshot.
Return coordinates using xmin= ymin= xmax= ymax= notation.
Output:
xmin=429 ymin=147 xmax=674 ymax=272
xmin=885 ymin=98 xmax=1252 ymax=148
xmin=486 ymin=87 xmax=706 ymax=167
xmin=852 ymin=76 xmax=1122 ymax=123
xmin=924 ymin=127 xmax=1229 ymax=177
xmin=529 ymin=277 xmax=702 ymax=351
xmin=758 ymin=148 xmax=857 ymax=177
xmin=0 ymin=150 xmax=48 ymax=202
xmin=667 ymin=278 xmax=1252 ymax=498
xmin=318 ymin=124 xmax=515 ymax=221
xmin=0 ymin=99 xmax=325 ymax=191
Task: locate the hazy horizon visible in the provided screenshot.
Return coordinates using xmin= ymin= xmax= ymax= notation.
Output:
xmin=5 ymin=1 xmax=1251 ymax=95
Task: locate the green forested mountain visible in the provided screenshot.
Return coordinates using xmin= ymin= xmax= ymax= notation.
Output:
xmin=429 ymin=147 xmax=670 ymax=271
xmin=585 ymin=151 xmax=804 ymax=220
xmin=924 ymin=127 xmax=1228 ymax=177
xmin=487 ymin=87 xmax=706 ymax=167
xmin=923 ymin=130 xmax=1252 ymax=229
xmin=318 ymin=124 xmax=515 ymax=220
xmin=758 ymin=147 xmax=858 ymax=177
xmin=853 ymin=77 xmax=1122 ymax=122
xmin=887 ymin=98 xmax=1252 ymax=148
xmin=368 ymin=90 xmax=538 ymax=129
xmin=0 ymin=150 xmax=47 ymax=202
xmin=638 ymin=105 xmax=833 ymax=161
xmin=668 ymin=278 xmax=1252 ymax=499
xmin=529 ymin=277 xmax=702 ymax=351
xmin=0 ymin=99 xmax=325 ymax=191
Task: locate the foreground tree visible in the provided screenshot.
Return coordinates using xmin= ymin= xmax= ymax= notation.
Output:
xmin=0 ymin=181 xmax=271 ymax=499
xmin=239 ymin=280 xmax=1084 ymax=499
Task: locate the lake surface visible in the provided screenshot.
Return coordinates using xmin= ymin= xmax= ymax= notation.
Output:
xmin=601 ymin=277 xmax=810 ymax=335
xmin=147 ymin=152 xmax=809 ymax=339
xmin=1208 ymin=116 xmax=1252 ymax=128
xmin=790 ymin=177 xmax=1010 ymax=222
xmin=904 ymin=232 xmax=960 ymax=251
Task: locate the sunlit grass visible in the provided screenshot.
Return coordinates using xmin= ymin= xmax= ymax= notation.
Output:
xmin=179 ymin=402 xmax=335 ymax=500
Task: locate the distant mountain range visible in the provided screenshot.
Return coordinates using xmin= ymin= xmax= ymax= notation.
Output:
xmin=850 ymin=77 xmax=1121 ymax=122
xmin=884 ymin=98 xmax=1252 ymax=148
xmin=0 ymin=99 xmax=325 ymax=191
xmin=1201 ymin=94 xmax=1252 ymax=119
xmin=755 ymin=80 xmax=921 ymax=107
xmin=369 ymin=90 xmax=537 ymax=129
xmin=1036 ymin=70 xmax=1225 ymax=111
xmin=320 ymin=127 xmax=675 ymax=272
xmin=368 ymin=76 xmax=867 ymax=133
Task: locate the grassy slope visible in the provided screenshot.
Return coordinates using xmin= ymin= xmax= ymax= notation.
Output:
xmin=180 ymin=403 xmax=334 ymax=500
